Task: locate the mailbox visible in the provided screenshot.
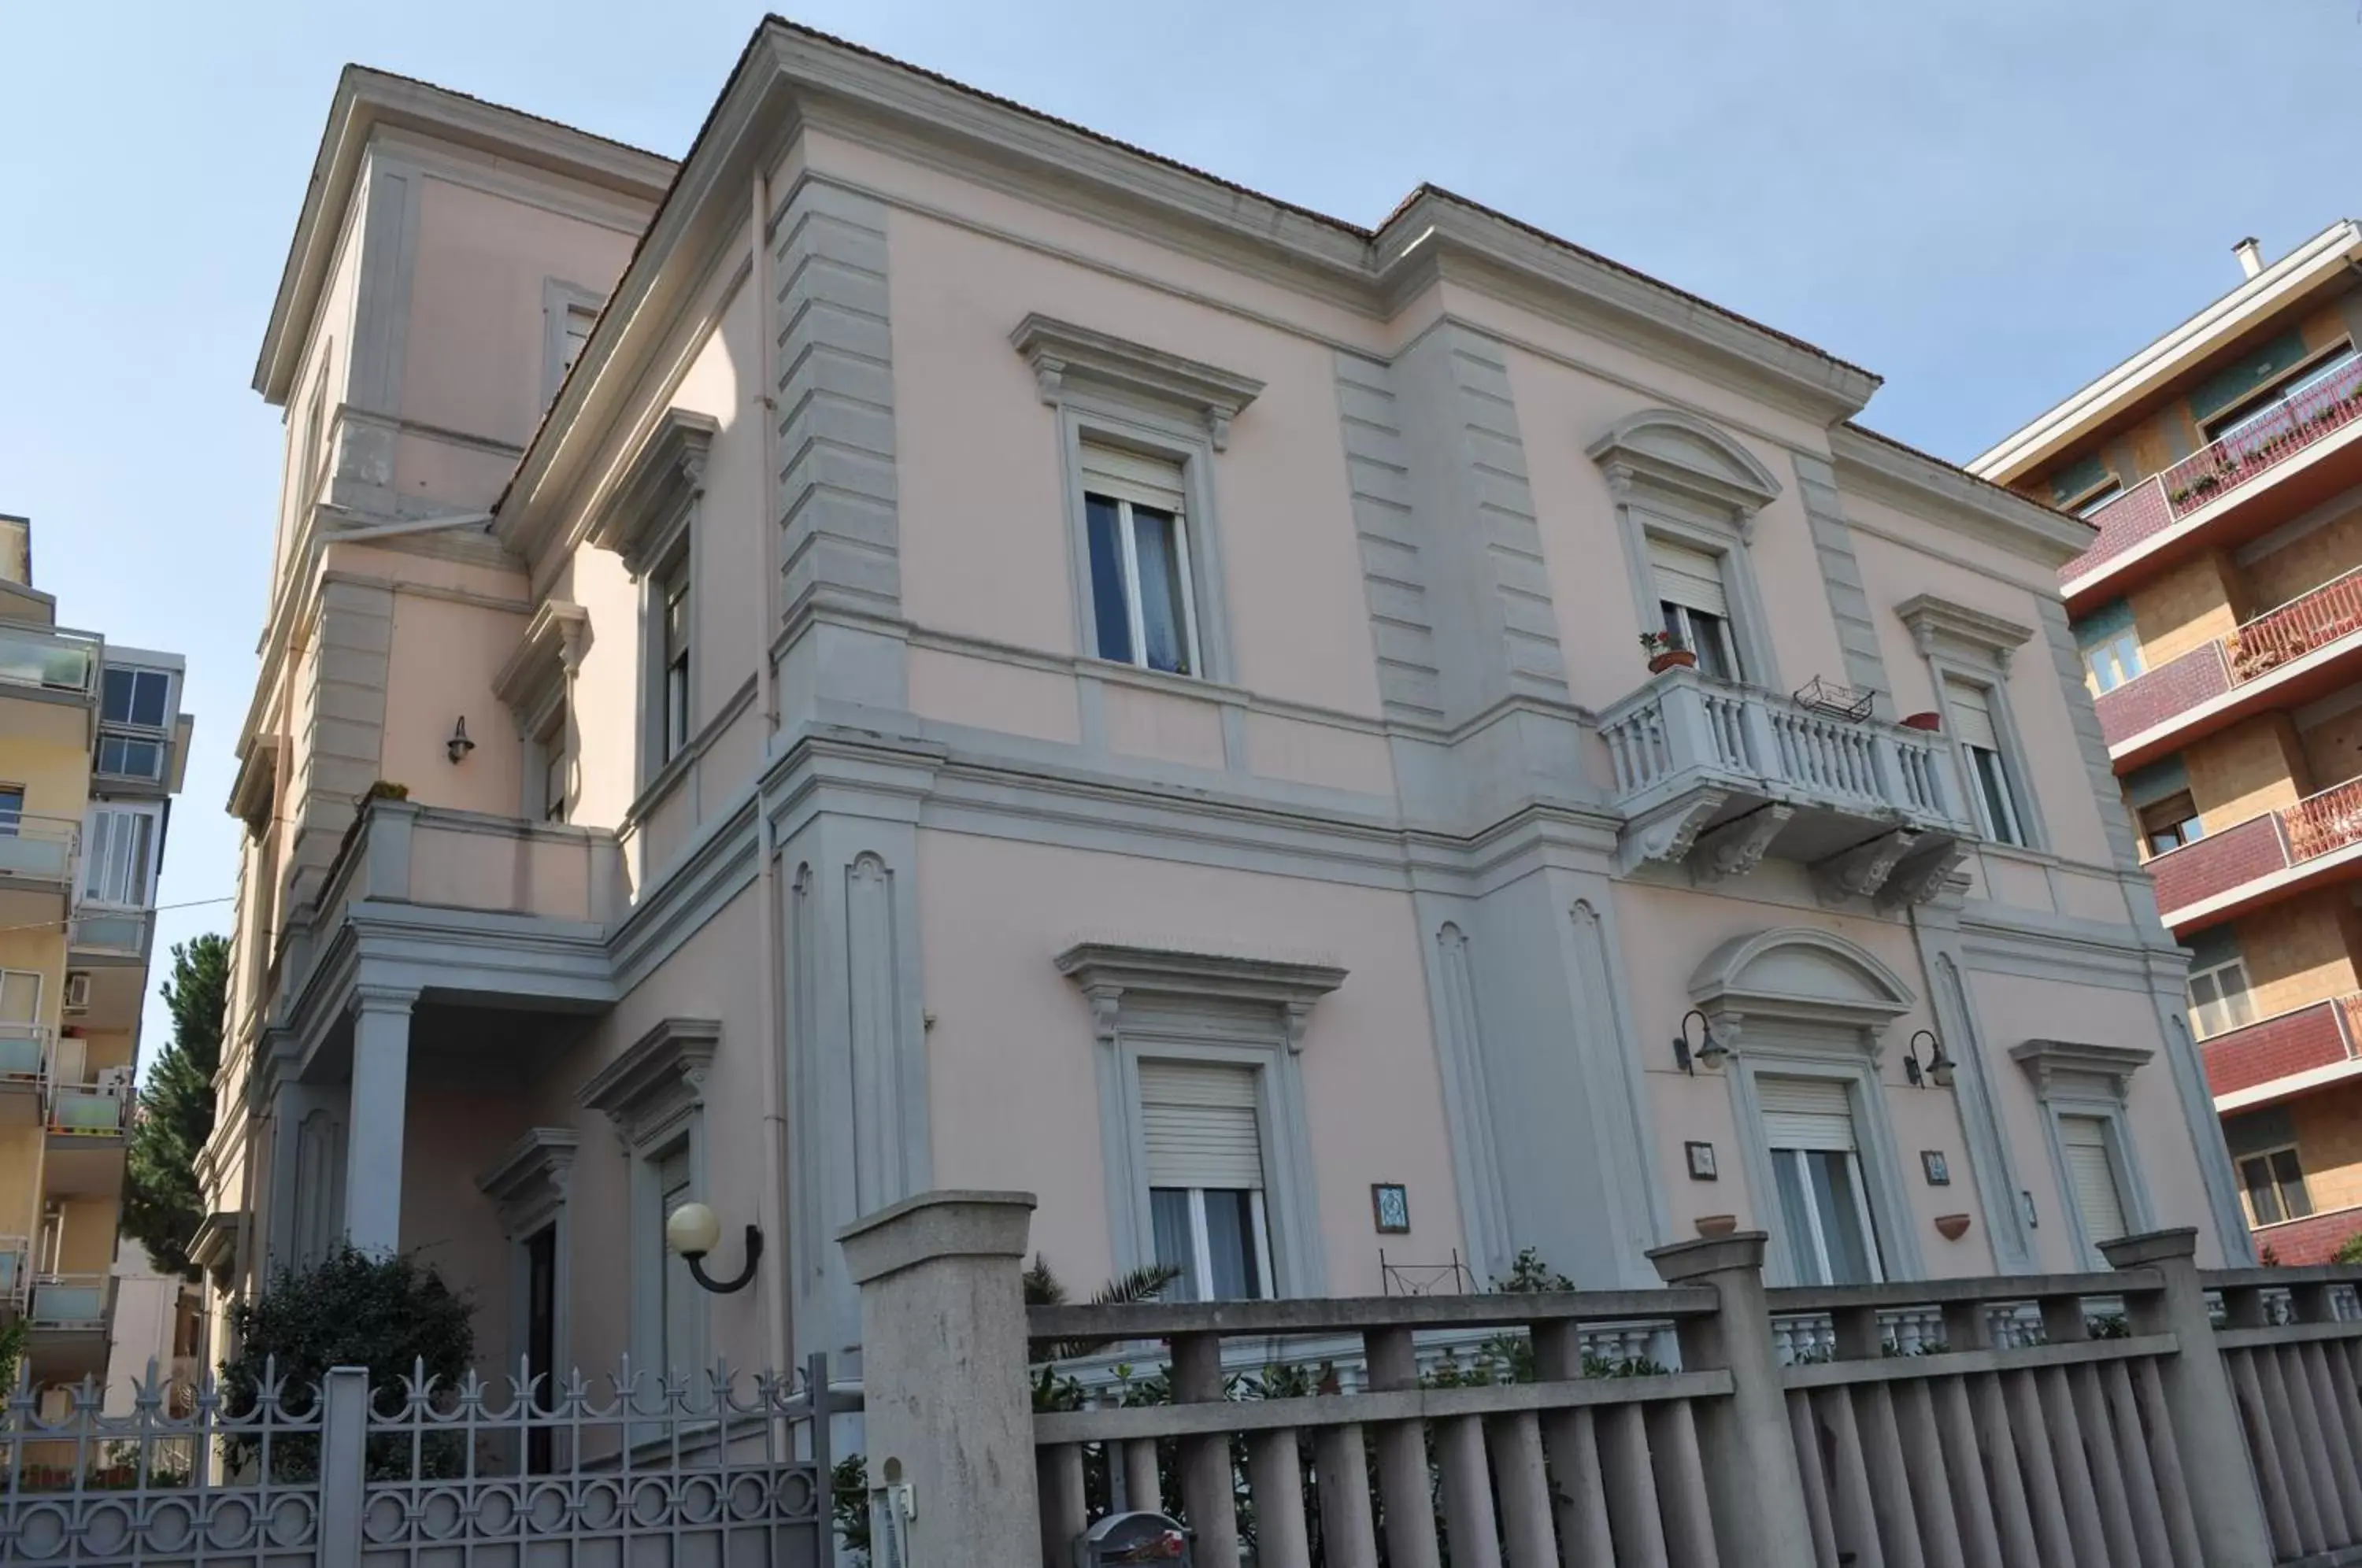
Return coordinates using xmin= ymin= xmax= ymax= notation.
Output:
xmin=1075 ymin=1511 xmax=1191 ymax=1566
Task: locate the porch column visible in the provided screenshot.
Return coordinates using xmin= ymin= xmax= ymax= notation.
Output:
xmin=344 ymin=986 xmax=415 ymax=1255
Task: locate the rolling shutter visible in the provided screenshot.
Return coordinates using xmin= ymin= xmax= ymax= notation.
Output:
xmin=1083 ymin=443 xmax=1187 ymax=514
xmin=1139 ymin=1062 xmax=1263 ymax=1190
xmin=1758 ymin=1077 xmax=1856 ymax=1152
xmin=1648 ymin=537 xmax=1729 ymax=617
xmin=1945 ymin=678 xmax=2001 ymax=752
xmin=2061 ymin=1116 xmax=2127 ymax=1244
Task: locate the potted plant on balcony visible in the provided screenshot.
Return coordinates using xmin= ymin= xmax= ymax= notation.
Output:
xmin=1901 ymin=711 xmax=1942 ymax=732
xmin=1640 ymin=630 xmax=1695 ymax=675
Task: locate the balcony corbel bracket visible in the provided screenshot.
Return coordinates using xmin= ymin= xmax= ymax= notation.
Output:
xmin=1874 ymin=837 xmax=1971 ymax=913
xmin=1689 ymin=804 xmax=1794 ymax=886
xmin=1811 ymin=827 xmax=1920 ymax=907
xmin=1616 ymin=790 xmax=1729 ymax=876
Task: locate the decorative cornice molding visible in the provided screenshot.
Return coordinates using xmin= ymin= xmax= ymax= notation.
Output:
xmin=1690 ymin=926 xmax=1917 ymax=1050
xmin=1895 ymin=593 xmax=2037 ymax=669
xmin=1587 ymin=407 xmax=1782 ymax=521
xmin=1010 ymin=314 xmax=1264 ymax=449
xmin=2010 ymin=1037 xmax=2152 ymax=1100
xmin=1054 ymin=940 xmax=1345 ymax=1053
xmin=1831 ymin=425 xmax=2094 ymax=568
xmin=228 ymin=734 xmax=283 ymax=834
xmin=576 ymin=1016 xmax=720 ymax=1145
xmin=477 ymin=1126 xmax=583 ymax=1233
xmin=583 ymin=409 xmax=717 ymax=576
xmin=491 ymin=600 xmax=589 ymax=717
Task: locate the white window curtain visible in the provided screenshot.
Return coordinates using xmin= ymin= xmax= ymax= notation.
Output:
xmin=2060 ymin=1116 xmax=2128 ymax=1245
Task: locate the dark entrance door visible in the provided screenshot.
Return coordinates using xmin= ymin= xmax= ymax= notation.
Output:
xmin=525 ymin=1225 xmax=557 ymax=1472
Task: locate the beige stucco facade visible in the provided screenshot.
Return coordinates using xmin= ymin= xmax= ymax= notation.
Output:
xmin=0 ymin=516 xmax=192 ymax=1395
xmin=202 ymin=26 xmax=2247 ymax=1383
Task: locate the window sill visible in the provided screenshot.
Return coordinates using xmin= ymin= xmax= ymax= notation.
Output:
xmin=618 ymin=672 xmax=759 ymax=835
xmin=1080 ymin=656 xmax=1245 ymax=708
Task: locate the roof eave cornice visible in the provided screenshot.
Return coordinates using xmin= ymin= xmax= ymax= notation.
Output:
xmin=1375 ymin=193 xmax=1882 ymax=426
xmin=1831 ymin=424 xmax=2093 ymax=568
xmin=1969 ymin=220 xmax=2362 ymax=484
xmin=253 ymin=66 xmax=676 ymax=405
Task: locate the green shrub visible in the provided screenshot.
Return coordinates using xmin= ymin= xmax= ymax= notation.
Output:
xmin=222 ymin=1244 xmax=475 ymax=1479
xmin=2333 ymin=1233 xmax=2362 ymax=1266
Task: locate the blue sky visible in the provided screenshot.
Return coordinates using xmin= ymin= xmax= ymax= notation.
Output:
xmin=2 ymin=0 xmax=2357 ymax=1058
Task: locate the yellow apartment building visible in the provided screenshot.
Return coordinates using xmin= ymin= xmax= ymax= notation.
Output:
xmin=0 ymin=514 xmax=191 ymax=1392
xmin=1975 ymin=225 xmax=2362 ymax=1260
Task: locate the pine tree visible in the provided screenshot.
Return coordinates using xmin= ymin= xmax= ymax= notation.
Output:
xmin=121 ymin=934 xmax=229 ymax=1280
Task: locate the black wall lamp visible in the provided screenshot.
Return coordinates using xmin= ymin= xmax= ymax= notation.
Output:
xmin=1903 ymin=1029 xmax=1956 ymax=1089
xmin=665 ymin=1202 xmax=764 ymax=1293
xmin=1673 ymin=1008 xmax=1730 ymax=1075
xmin=446 ymin=716 xmax=476 ymax=764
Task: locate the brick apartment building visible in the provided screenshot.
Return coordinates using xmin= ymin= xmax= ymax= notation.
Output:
xmin=1975 ymin=224 xmax=2362 ymax=1260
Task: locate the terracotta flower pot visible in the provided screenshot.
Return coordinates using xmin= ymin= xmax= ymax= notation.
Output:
xmin=1647 ymin=649 xmax=1697 ymax=675
xmin=1934 ymin=1214 xmax=1972 ymax=1241
xmin=1901 ymin=711 xmax=1942 ymax=732
xmin=1693 ymin=1214 xmax=1738 ymax=1238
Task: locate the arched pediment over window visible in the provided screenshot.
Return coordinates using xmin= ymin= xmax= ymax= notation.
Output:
xmin=1587 ymin=408 xmax=1783 ymax=519
xmin=1688 ymin=926 xmax=1916 ymax=1048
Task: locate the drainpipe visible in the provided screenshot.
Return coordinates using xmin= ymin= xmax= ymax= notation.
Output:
xmin=749 ymin=162 xmax=793 ymax=1381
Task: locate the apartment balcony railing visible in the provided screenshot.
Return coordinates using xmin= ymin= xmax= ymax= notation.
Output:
xmin=2067 ymin=352 xmax=2362 ymax=587
xmin=0 ymin=1023 xmax=48 ymax=1086
xmin=27 ymin=1274 xmax=108 ymax=1329
xmin=0 ymin=1238 xmax=28 ymax=1312
xmin=2149 ymin=775 xmax=2362 ymax=927
xmin=2201 ymin=992 xmax=2362 ymax=1100
xmin=1599 ymin=668 xmax=1973 ymax=895
xmin=67 ymin=905 xmax=148 ymax=960
xmin=0 ymin=814 xmax=79 ymax=886
xmin=0 ymin=625 xmax=98 ymax=702
xmin=2253 ymin=1202 xmax=2362 ymax=1264
xmin=2095 ymin=564 xmax=2362 ymax=755
xmin=46 ymin=1078 xmax=131 ymax=1138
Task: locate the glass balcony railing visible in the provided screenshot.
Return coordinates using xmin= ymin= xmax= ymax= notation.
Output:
xmin=0 ymin=626 xmax=98 ymax=700
xmin=0 ymin=1026 xmax=48 ymax=1084
xmin=0 ymin=1240 xmax=28 ymax=1310
xmin=67 ymin=908 xmax=147 ymax=957
xmin=28 ymin=1275 xmax=107 ymax=1328
xmin=0 ymin=815 xmax=79 ymax=884
xmin=46 ymin=1081 xmax=129 ymax=1137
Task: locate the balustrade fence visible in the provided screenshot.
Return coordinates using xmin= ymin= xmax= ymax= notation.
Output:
xmin=0 ymin=1357 xmax=847 ymax=1568
xmin=835 ymin=1192 xmax=2362 ymax=1568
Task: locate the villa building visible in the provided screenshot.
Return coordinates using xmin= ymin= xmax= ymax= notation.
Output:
xmin=0 ymin=514 xmax=191 ymax=1395
xmin=199 ymin=23 xmax=2249 ymax=1381
xmin=1974 ymin=226 xmax=2362 ymax=1264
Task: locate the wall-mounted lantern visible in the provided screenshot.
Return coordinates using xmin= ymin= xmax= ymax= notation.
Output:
xmin=664 ymin=1202 xmax=763 ymax=1294
xmin=1901 ymin=1029 xmax=1955 ymax=1089
xmin=1672 ymin=1009 xmax=1729 ymax=1076
xmin=446 ymin=716 xmax=476 ymax=764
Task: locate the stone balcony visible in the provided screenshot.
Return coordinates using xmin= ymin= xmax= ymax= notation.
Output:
xmin=1597 ymin=668 xmax=1976 ymax=905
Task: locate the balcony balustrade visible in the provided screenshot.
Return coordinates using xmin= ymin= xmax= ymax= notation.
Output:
xmin=1598 ymin=668 xmax=1974 ymax=902
xmin=67 ymin=906 xmax=148 ymax=960
xmin=2149 ymin=775 xmax=2362 ymax=927
xmin=46 ymin=1078 xmax=130 ymax=1138
xmin=0 ymin=626 xmax=98 ymax=701
xmin=0 ymin=814 xmax=78 ymax=886
xmin=2071 ymin=351 xmax=2362 ymax=586
xmin=2201 ymin=992 xmax=2362 ymax=1101
xmin=0 ymin=1238 xmax=27 ymax=1311
xmin=2096 ymin=563 xmax=2362 ymax=754
xmin=28 ymin=1274 xmax=108 ymax=1329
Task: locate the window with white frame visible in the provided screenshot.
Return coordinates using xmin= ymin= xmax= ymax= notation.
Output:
xmin=558 ymin=305 xmax=597 ymax=384
xmin=0 ymin=970 xmax=40 ymax=1026
xmin=1648 ymin=535 xmax=1742 ymax=681
xmin=1759 ymin=1076 xmax=1883 ymax=1286
xmin=2238 ymin=1145 xmax=2312 ymax=1226
xmin=2186 ymin=955 xmax=2255 ymax=1039
xmin=2059 ymin=1115 xmax=2130 ymax=1246
xmin=1139 ymin=1061 xmax=1272 ymax=1301
xmin=0 ymin=786 xmax=22 ymax=836
xmin=656 ymin=549 xmax=692 ymax=765
xmin=1944 ymin=677 xmax=2027 ymax=846
xmin=1081 ymin=443 xmax=1201 ymax=679
xmin=80 ymin=804 xmax=158 ymax=908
